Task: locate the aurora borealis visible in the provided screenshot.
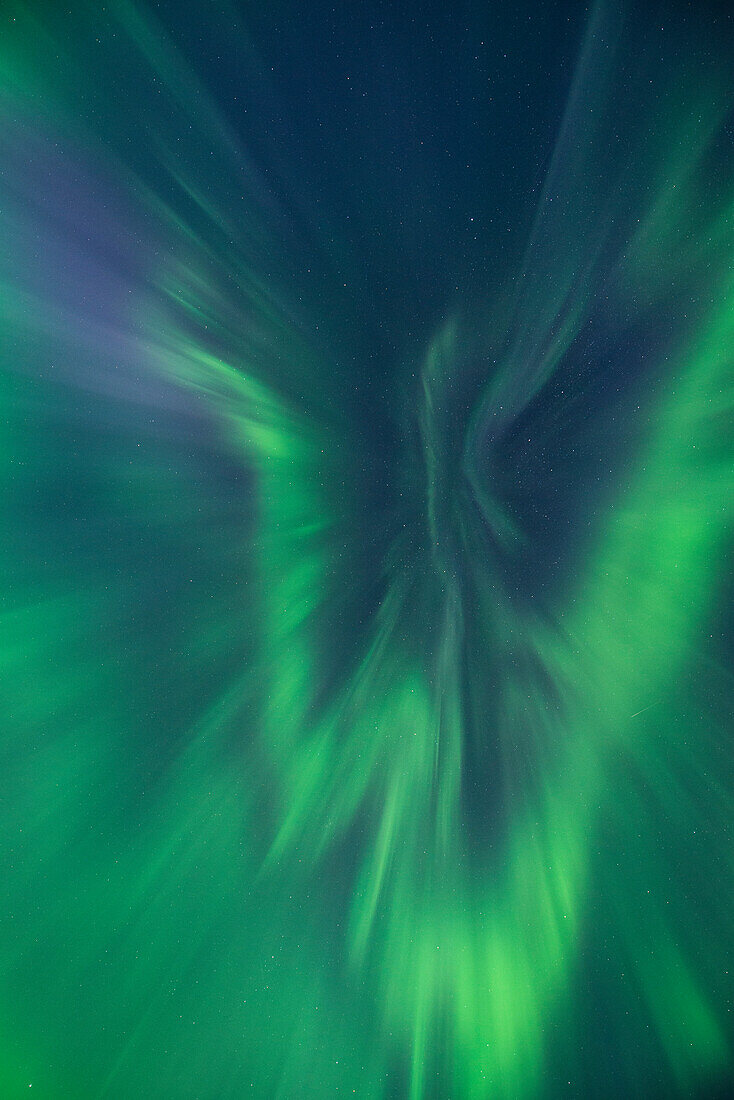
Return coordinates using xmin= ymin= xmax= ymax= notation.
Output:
xmin=1 ymin=0 xmax=734 ymax=1096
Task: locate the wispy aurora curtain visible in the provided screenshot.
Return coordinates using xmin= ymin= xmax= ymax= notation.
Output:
xmin=1 ymin=0 xmax=733 ymax=1096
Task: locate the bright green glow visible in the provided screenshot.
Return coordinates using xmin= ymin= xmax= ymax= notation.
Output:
xmin=0 ymin=1 xmax=732 ymax=1097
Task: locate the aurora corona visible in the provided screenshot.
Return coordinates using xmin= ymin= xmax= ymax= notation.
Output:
xmin=1 ymin=1 xmax=733 ymax=1097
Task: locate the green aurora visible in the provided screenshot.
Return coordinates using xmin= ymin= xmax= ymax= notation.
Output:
xmin=1 ymin=1 xmax=733 ymax=1097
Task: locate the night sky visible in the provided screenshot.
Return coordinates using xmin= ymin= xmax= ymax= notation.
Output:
xmin=1 ymin=1 xmax=733 ymax=1097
